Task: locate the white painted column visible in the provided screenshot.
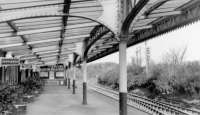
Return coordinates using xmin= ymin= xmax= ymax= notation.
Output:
xmin=119 ymin=40 xmax=127 ymax=115
xmin=6 ymin=51 xmax=13 ymax=85
xmin=64 ymin=68 xmax=66 ymax=79
xmin=119 ymin=41 xmax=127 ymax=93
xmin=83 ymin=61 xmax=87 ymax=83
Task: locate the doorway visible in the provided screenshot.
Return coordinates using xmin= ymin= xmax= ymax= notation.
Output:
xmin=49 ymin=71 xmax=55 ymax=80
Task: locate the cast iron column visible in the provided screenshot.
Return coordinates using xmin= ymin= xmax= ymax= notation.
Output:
xmin=72 ymin=67 xmax=76 ymax=94
xmin=82 ymin=60 xmax=87 ymax=105
xmin=2 ymin=67 xmax=5 ymax=83
xmin=119 ymin=40 xmax=127 ymax=115
xmin=64 ymin=68 xmax=67 ymax=86
xmin=18 ymin=66 xmax=21 ymax=84
xmin=68 ymin=68 xmax=71 ymax=89
xmin=68 ymin=75 xmax=71 ymax=89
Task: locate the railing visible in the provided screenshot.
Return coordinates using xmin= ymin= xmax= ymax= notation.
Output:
xmin=90 ymin=85 xmax=200 ymax=115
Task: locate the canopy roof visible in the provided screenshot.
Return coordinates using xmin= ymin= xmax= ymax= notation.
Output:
xmin=0 ymin=0 xmax=199 ymax=66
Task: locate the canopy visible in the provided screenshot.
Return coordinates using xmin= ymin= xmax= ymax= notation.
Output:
xmin=0 ymin=0 xmax=199 ymax=66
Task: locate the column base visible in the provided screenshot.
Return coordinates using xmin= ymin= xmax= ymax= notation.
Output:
xmin=73 ymin=80 xmax=76 ymax=94
xmin=64 ymin=79 xmax=67 ymax=86
xmin=119 ymin=92 xmax=127 ymax=115
xmin=68 ymin=78 xmax=70 ymax=89
xmin=82 ymin=82 xmax=87 ymax=105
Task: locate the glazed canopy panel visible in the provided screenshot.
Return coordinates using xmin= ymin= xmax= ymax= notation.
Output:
xmin=0 ymin=0 xmax=199 ymax=66
xmin=87 ymin=0 xmax=200 ymax=62
xmin=0 ymin=0 xmax=103 ymax=66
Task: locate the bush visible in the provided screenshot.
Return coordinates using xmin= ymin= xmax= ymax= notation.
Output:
xmin=97 ymin=60 xmax=200 ymax=99
xmin=20 ymin=73 xmax=44 ymax=94
xmin=98 ymin=66 xmax=119 ymax=89
xmin=0 ymin=72 xmax=44 ymax=112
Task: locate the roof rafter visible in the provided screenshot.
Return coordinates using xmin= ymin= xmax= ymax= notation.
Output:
xmin=6 ymin=21 xmax=44 ymax=63
xmin=121 ymin=0 xmax=150 ymax=35
xmin=144 ymin=0 xmax=169 ymax=17
xmin=58 ymin=0 xmax=71 ymax=63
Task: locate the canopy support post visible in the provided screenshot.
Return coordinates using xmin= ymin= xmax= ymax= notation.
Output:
xmin=73 ymin=67 xmax=76 ymax=94
xmin=119 ymin=40 xmax=127 ymax=115
xmin=68 ymin=69 xmax=71 ymax=89
xmin=82 ymin=60 xmax=87 ymax=105
xmin=64 ymin=67 xmax=67 ymax=86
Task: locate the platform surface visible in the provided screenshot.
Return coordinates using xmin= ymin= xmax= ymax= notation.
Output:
xmin=25 ymin=85 xmax=148 ymax=115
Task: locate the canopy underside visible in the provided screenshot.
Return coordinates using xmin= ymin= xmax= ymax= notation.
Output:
xmin=0 ymin=0 xmax=199 ymax=66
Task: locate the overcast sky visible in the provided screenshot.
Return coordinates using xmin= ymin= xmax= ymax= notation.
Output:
xmin=91 ymin=21 xmax=200 ymax=64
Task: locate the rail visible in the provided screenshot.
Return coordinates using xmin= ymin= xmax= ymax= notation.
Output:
xmin=90 ymin=85 xmax=200 ymax=115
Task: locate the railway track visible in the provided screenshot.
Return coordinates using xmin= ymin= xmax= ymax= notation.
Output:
xmin=90 ymin=85 xmax=200 ymax=115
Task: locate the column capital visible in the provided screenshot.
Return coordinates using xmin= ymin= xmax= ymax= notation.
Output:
xmin=116 ymin=34 xmax=134 ymax=42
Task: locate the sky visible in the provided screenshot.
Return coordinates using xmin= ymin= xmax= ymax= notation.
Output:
xmin=91 ymin=21 xmax=200 ymax=64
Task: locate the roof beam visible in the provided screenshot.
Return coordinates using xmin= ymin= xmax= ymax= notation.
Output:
xmin=43 ymin=62 xmax=57 ymax=65
xmin=32 ymin=46 xmax=58 ymax=52
xmin=17 ymin=23 xmax=94 ymax=35
xmin=94 ymin=44 xmax=114 ymax=50
xmin=65 ymin=34 xmax=89 ymax=39
xmin=60 ymin=54 xmax=69 ymax=57
xmin=90 ymin=49 xmax=105 ymax=53
xmin=140 ymin=11 xmax=182 ymax=19
xmin=17 ymin=27 xmax=62 ymax=35
xmin=144 ymin=0 xmax=169 ymax=16
xmin=0 ymin=43 xmax=23 ymax=49
xmin=41 ymin=56 xmax=57 ymax=60
xmin=42 ymin=58 xmax=57 ymax=61
xmin=0 ymin=24 xmax=95 ymax=38
xmin=27 ymin=38 xmax=61 ymax=45
xmin=15 ymin=53 xmax=33 ymax=57
xmin=40 ymin=53 xmax=59 ymax=58
xmin=42 ymin=59 xmax=57 ymax=62
xmin=36 ymin=50 xmax=59 ymax=55
xmin=63 ymin=37 xmax=85 ymax=44
xmin=129 ymin=1 xmax=150 ymax=31
xmin=121 ymin=0 xmax=150 ymax=34
xmin=58 ymin=0 xmax=71 ymax=63
xmin=6 ymin=21 xmax=43 ymax=63
xmin=132 ymin=25 xmax=152 ymax=31
xmin=61 ymin=51 xmax=73 ymax=55
xmin=21 ymin=56 xmax=38 ymax=60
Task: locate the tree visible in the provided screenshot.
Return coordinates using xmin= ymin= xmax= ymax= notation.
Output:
xmin=162 ymin=46 xmax=187 ymax=79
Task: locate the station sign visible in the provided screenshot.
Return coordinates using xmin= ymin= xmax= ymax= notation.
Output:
xmin=0 ymin=57 xmax=20 ymax=67
xmin=20 ymin=64 xmax=32 ymax=70
xmin=32 ymin=65 xmax=40 ymax=72
xmin=40 ymin=64 xmax=64 ymax=72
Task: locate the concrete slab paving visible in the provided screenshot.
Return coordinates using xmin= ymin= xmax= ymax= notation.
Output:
xmin=25 ymin=85 xmax=149 ymax=115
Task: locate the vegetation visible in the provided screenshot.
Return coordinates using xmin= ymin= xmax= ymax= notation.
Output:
xmin=20 ymin=72 xmax=44 ymax=94
xmin=0 ymin=72 xmax=44 ymax=113
xmin=74 ymin=62 xmax=118 ymax=80
xmin=96 ymin=48 xmax=200 ymax=100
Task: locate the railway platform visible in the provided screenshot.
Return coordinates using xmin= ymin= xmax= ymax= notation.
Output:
xmin=24 ymin=85 xmax=148 ymax=115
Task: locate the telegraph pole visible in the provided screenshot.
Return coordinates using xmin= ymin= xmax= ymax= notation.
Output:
xmin=136 ymin=48 xmax=138 ymax=66
xmin=145 ymin=42 xmax=150 ymax=78
xmin=139 ymin=47 xmax=142 ymax=66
